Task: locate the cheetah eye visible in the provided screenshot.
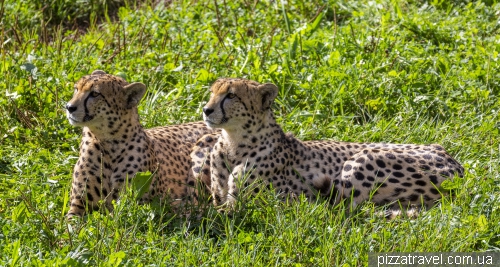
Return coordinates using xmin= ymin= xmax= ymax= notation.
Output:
xmin=227 ymin=93 xmax=236 ymax=99
xmin=90 ymin=91 xmax=100 ymax=98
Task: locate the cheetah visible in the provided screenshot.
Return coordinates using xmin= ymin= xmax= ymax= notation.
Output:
xmin=65 ymin=70 xmax=216 ymax=217
xmin=191 ymin=78 xmax=464 ymax=215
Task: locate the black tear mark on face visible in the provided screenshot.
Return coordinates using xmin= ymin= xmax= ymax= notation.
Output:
xmin=83 ymin=93 xmax=94 ymax=122
xmin=220 ymin=96 xmax=228 ymax=123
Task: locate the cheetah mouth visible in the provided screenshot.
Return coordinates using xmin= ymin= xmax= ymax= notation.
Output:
xmin=204 ymin=117 xmax=228 ymax=127
xmin=204 ymin=119 xmax=220 ymax=127
xmin=67 ymin=115 xmax=82 ymax=124
xmin=204 ymin=117 xmax=229 ymax=126
xmin=67 ymin=114 xmax=94 ymax=125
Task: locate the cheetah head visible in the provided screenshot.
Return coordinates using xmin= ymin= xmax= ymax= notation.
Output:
xmin=202 ymin=78 xmax=278 ymax=132
xmin=65 ymin=70 xmax=146 ymax=132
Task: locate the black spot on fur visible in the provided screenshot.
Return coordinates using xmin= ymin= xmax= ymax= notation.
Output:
xmin=343 ymin=164 xmax=352 ymax=172
xmin=392 ymin=172 xmax=405 ymax=178
xmin=407 ymin=194 xmax=419 ymax=201
xmin=411 ymin=173 xmax=423 ymax=179
xmin=366 ymin=164 xmax=374 ymax=171
xmin=376 ymin=160 xmax=386 ymax=168
xmin=354 ymin=172 xmax=365 ymax=181
xmin=388 ymin=178 xmax=399 ymax=183
xmin=415 ymin=180 xmax=427 ymax=186
xmin=355 ymin=157 xmax=365 ymax=164
xmin=362 ymin=182 xmax=372 ymax=188
xmin=385 ymin=153 xmax=396 ymax=159
xmin=342 ymin=181 xmax=353 ymax=188
xmin=404 ymin=157 xmax=416 ymax=164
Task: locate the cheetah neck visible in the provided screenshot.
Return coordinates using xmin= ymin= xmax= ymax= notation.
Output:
xmin=221 ymin=112 xmax=284 ymax=153
xmin=81 ymin=111 xmax=151 ymax=159
xmin=84 ymin=111 xmax=142 ymax=141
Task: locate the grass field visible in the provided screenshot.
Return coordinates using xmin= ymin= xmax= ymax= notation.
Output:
xmin=1 ymin=0 xmax=499 ymax=265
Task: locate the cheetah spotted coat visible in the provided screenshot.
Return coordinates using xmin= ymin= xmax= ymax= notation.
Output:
xmin=191 ymin=78 xmax=464 ymax=214
xmin=65 ymin=70 xmax=215 ymax=216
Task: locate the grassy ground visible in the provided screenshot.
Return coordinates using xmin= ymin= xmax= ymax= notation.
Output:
xmin=1 ymin=0 xmax=499 ymax=266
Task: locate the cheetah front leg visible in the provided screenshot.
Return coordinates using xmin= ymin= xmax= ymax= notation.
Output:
xmin=190 ymin=133 xmax=220 ymax=191
xmin=225 ymin=164 xmax=255 ymax=209
xmin=210 ymin=151 xmax=255 ymax=210
xmin=67 ymin=161 xmax=111 ymax=217
xmin=210 ymin=145 xmax=232 ymax=207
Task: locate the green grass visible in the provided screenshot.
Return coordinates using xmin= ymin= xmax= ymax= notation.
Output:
xmin=1 ymin=0 xmax=499 ymax=265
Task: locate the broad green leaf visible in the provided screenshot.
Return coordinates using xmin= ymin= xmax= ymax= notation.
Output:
xmin=132 ymin=171 xmax=153 ymax=200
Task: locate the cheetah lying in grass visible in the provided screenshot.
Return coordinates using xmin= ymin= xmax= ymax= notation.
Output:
xmin=191 ymin=78 xmax=464 ymax=216
xmin=65 ymin=70 xmax=215 ymax=217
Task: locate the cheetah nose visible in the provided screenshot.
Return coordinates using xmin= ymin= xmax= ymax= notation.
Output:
xmin=66 ymin=104 xmax=77 ymax=114
xmin=203 ymin=107 xmax=214 ymax=116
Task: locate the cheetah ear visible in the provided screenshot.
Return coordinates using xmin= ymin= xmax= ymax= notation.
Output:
xmin=257 ymin=83 xmax=278 ymax=111
xmin=91 ymin=70 xmax=107 ymax=75
xmin=124 ymin=82 xmax=146 ymax=109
